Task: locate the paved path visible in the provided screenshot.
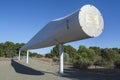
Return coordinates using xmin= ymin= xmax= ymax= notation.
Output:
xmin=0 ymin=58 xmax=120 ymax=80
xmin=0 ymin=58 xmax=69 ymax=80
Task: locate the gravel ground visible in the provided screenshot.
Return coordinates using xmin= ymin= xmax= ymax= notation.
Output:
xmin=0 ymin=58 xmax=120 ymax=80
xmin=0 ymin=58 xmax=70 ymax=80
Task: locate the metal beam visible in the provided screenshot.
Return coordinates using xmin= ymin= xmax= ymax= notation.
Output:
xmin=18 ymin=50 xmax=21 ymax=60
xmin=26 ymin=50 xmax=29 ymax=64
xmin=59 ymin=44 xmax=64 ymax=74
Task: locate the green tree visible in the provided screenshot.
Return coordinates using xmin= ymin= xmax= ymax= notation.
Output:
xmin=89 ymin=46 xmax=101 ymax=55
xmin=0 ymin=43 xmax=4 ymax=57
xmin=63 ymin=45 xmax=76 ymax=62
xmin=101 ymin=48 xmax=116 ymax=62
xmin=0 ymin=41 xmax=42 ymax=58
xmin=73 ymin=45 xmax=97 ymax=69
xmin=30 ymin=52 xmax=43 ymax=58
xmin=4 ymin=41 xmax=15 ymax=58
xmin=64 ymin=53 xmax=69 ymax=63
xmin=50 ymin=45 xmax=59 ymax=57
xmin=64 ymin=45 xmax=76 ymax=58
xmin=77 ymin=45 xmax=87 ymax=53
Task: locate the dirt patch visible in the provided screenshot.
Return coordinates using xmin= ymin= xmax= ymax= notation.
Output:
xmin=0 ymin=58 xmax=11 ymax=64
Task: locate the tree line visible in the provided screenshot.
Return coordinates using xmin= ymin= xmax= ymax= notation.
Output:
xmin=0 ymin=41 xmax=42 ymax=58
xmin=47 ymin=45 xmax=120 ymax=69
xmin=0 ymin=41 xmax=120 ymax=69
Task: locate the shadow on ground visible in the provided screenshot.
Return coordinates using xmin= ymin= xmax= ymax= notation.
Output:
xmin=63 ymin=68 xmax=120 ymax=80
xmin=11 ymin=59 xmax=120 ymax=80
xmin=11 ymin=59 xmax=44 ymax=75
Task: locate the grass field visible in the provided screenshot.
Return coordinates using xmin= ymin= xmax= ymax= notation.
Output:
xmin=0 ymin=58 xmax=120 ymax=80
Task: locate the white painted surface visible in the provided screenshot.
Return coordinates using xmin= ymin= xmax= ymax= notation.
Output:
xmin=20 ymin=4 xmax=104 ymax=50
xmin=19 ymin=4 xmax=104 ymax=75
xmin=59 ymin=44 xmax=64 ymax=74
xmin=18 ymin=50 xmax=21 ymax=60
xmin=26 ymin=50 xmax=29 ymax=64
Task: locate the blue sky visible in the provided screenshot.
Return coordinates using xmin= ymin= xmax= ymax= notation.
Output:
xmin=0 ymin=0 xmax=120 ymax=54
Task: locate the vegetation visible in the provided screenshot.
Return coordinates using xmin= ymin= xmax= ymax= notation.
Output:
xmin=0 ymin=41 xmax=42 ymax=58
xmin=73 ymin=45 xmax=97 ymax=69
xmin=0 ymin=41 xmax=120 ymax=69
xmin=47 ymin=45 xmax=120 ymax=69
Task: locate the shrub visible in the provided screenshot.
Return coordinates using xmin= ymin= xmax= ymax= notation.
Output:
xmin=52 ymin=56 xmax=59 ymax=63
xmin=64 ymin=53 xmax=69 ymax=63
xmin=73 ymin=57 xmax=93 ymax=69
xmin=45 ymin=53 xmax=52 ymax=58
xmin=114 ymin=60 xmax=120 ymax=69
xmin=97 ymin=60 xmax=112 ymax=67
